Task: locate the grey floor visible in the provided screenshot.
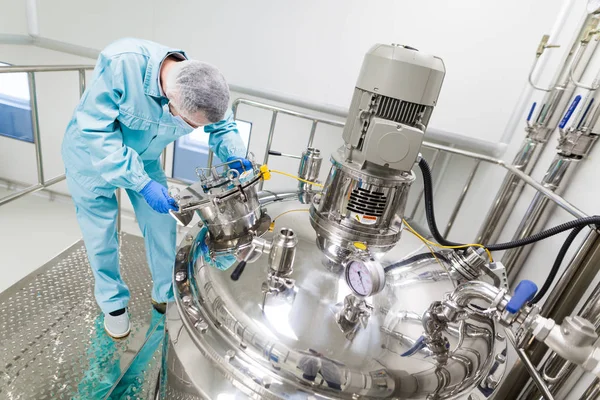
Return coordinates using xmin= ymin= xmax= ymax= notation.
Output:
xmin=0 ymin=186 xmax=193 ymax=399
xmin=0 ymin=233 xmax=164 ymax=399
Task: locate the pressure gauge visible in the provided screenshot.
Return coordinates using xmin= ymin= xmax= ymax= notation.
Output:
xmin=344 ymin=257 xmax=386 ymax=297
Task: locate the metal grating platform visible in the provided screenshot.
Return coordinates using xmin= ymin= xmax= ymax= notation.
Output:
xmin=0 ymin=233 xmax=164 ymax=400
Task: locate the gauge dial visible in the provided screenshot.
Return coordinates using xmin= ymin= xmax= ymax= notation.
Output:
xmin=345 ymin=258 xmax=385 ymax=297
xmin=346 ymin=261 xmax=373 ymax=296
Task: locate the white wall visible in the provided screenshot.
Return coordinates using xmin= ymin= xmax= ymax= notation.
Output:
xmin=0 ymin=0 xmax=28 ymax=35
xmin=33 ymin=0 xmax=568 ymax=144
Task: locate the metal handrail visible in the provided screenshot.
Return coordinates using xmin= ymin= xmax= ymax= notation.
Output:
xmin=0 ymin=64 xmax=92 ymax=207
xmin=0 ymin=65 xmax=94 ymax=73
xmin=0 ymin=66 xmax=588 ymax=237
xmin=231 ymin=98 xmax=587 ymax=237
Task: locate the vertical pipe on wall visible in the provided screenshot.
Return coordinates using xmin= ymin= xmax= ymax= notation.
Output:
xmin=499 ymin=0 xmax=579 ymax=145
xmin=504 ymin=156 xmax=578 ymax=283
xmin=476 ymin=11 xmax=600 ymax=245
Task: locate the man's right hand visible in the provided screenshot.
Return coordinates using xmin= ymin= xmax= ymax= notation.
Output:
xmin=139 ymin=180 xmax=178 ymax=214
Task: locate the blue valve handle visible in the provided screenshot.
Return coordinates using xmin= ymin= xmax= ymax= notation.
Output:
xmin=559 ymin=95 xmax=582 ymax=130
xmin=401 ymin=336 xmax=426 ymax=357
xmin=527 ymin=102 xmax=537 ymax=122
xmin=578 ymin=98 xmax=595 ymax=129
xmin=506 ymin=280 xmax=538 ymax=314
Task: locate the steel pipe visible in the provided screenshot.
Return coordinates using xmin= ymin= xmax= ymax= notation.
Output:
xmin=476 ymin=138 xmax=544 ymax=244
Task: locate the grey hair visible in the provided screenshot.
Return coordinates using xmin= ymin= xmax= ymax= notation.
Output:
xmin=165 ymin=60 xmax=230 ymax=124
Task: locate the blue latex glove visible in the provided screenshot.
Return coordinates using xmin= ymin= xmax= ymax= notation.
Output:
xmin=139 ymin=180 xmax=178 ymax=214
xmin=226 ymin=156 xmax=253 ymax=174
xmin=195 ymin=227 xmax=238 ymax=271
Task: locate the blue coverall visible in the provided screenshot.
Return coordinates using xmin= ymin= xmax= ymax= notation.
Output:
xmin=62 ymin=38 xmax=246 ymax=313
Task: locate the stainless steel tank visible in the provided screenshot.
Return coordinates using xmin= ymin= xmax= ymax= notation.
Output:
xmin=162 ymin=197 xmax=506 ymax=399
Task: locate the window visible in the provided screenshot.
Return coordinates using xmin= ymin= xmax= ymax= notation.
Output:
xmin=0 ymin=62 xmax=34 ymax=142
xmin=172 ymin=119 xmax=252 ymax=183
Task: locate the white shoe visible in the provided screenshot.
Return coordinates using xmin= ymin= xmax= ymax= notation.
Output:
xmin=104 ymin=310 xmax=131 ymax=339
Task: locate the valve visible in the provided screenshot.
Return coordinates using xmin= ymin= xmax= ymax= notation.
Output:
xmin=506 ymin=280 xmax=538 ymax=314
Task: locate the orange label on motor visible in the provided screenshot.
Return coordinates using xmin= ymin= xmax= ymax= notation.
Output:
xmin=350 ymin=212 xmax=378 ymax=225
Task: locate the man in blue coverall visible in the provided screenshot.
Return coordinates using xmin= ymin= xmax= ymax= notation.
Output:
xmin=62 ymin=38 xmax=249 ymax=338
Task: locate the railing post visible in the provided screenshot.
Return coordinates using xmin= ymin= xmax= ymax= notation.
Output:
xmin=78 ymin=69 xmax=86 ymax=97
xmin=307 ymin=120 xmax=318 ymax=147
xmin=443 ymin=160 xmax=481 ymax=237
xmin=260 ymin=111 xmax=278 ymax=190
xmin=27 ymin=71 xmax=44 ymax=185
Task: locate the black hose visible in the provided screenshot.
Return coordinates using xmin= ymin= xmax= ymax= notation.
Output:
xmin=418 ymin=156 xmax=600 ymax=251
xmin=384 ymin=252 xmax=448 ymax=273
xmin=418 ymin=158 xmax=463 ymax=247
xmin=530 ymin=225 xmax=586 ymax=304
xmin=486 ymin=217 xmax=600 ymax=251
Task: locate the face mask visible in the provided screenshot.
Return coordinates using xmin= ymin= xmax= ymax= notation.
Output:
xmin=163 ymin=103 xmax=195 ymax=131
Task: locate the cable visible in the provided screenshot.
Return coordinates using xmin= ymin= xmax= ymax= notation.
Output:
xmin=269 ymin=208 xmax=310 ymax=232
xmin=402 ymin=224 xmax=457 ymax=287
xmin=530 ymin=225 xmax=586 ymax=304
xmin=403 ymin=219 xmax=494 ymax=262
xmin=418 ymin=156 xmax=600 ymax=252
xmin=486 ymin=217 xmax=600 ymax=251
xmin=268 ymin=169 xmax=324 ymax=188
xmin=402 ymin=226 xmax=447 ymax=272
xmin=418 ymin=158 xmax=463 ymax=247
